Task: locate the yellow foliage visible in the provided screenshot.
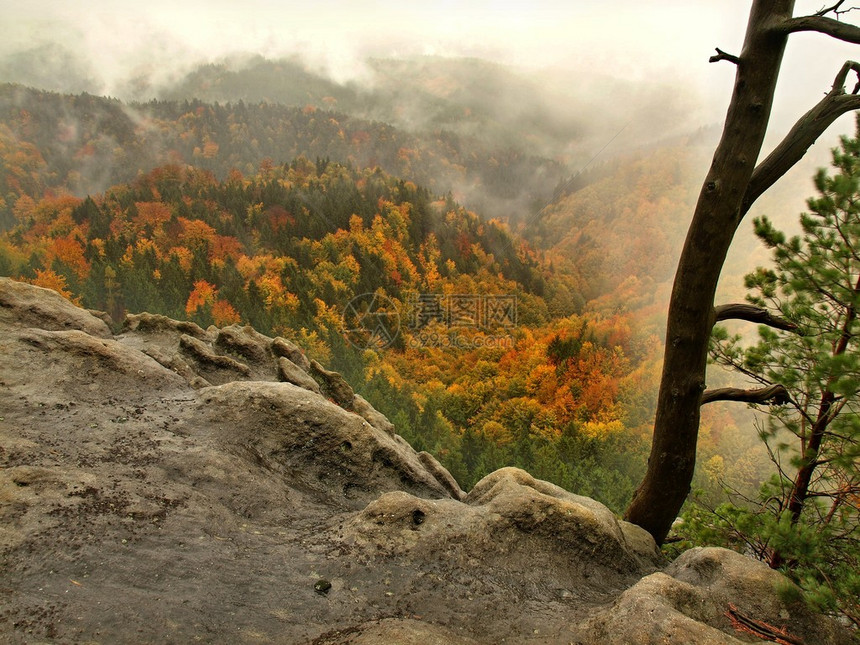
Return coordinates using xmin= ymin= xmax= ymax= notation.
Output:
xmin=295 ymin=328 xmax=331 ymax=364
xmin=483 ymin=420 xmax=513 ymax=445
xmin=236 ymin=254 xmax=263 ymax=279
xmin=185 ymin=279 xmax=216 ymax=315
xmin=365 ymin=360 xmax=403 ymax=389
xmin=580 ymin=419 xmax=625 ymax=440
xmin=29 ymin=269 xmax=79 ymax=304
xmin=702 ymin=454 xmax=726 ymax=485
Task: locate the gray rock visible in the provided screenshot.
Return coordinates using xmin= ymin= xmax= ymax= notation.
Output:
xmin=310 ymin=359 xmax=355 ymax=409
xmin=352 ymin=393 xmax=395 ymax=435
xmin=0 ymin=276 xmax=111 ymax=338
xmin=271 ymin=336 xmax=311 ymax=371
xmin=277 ymin=356 xmax=321 ymax=393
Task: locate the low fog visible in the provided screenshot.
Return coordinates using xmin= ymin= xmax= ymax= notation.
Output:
xmin=4 ymin=2 xmax=857 ymax=150
xmin=2 ymin=1 xmax=858 ymax=273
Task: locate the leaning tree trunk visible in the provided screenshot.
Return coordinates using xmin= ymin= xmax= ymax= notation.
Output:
xmin=624 ymin=1 xmax=796 ymax=544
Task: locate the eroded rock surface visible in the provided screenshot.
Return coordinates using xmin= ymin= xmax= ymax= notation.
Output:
xmin=0 ymin=277 xmax=852 ymax=644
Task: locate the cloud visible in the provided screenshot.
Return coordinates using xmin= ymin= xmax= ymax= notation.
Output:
xmin=1 ymin=1 xmax=857 ymax=151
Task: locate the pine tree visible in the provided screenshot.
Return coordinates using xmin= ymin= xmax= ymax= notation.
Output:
xmin=704 ymin=124 xmax=860 ymax=626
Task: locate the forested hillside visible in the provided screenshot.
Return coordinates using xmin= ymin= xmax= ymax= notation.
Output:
xmin=0 ymin=53 xmax=798 ymax=512
xmin=0 ymin=83 xmax=565 ymax=229
xmin=157 ymin=56 xmax=589 ymax=159
xmin=0 ymin=146 xmax=769 ymax=508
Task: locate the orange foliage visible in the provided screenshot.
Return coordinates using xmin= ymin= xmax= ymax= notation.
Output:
xmin=12 ymin=195 xmax=37 ymax=223
xmin=266 ymin=205 xmax=295 ymax=234
xmin=46 ymin=237 xmax=90 ymax=280
xmin=257 ymin=274 xmax=300 ymax=311
xmin=211 ymin=235 xmax=242 ymax=262
xmin=170 ymin=247 xmax=193 ymax=273
xmin=211 ymin=299 xmax=241 ymax=326
xmin=351 ymin=131 xmax=371 ymax=146
xmin=134 ymin=201 xmax=172 ymax=229
xmin=179 ymin=218 xmax=217 ymax=248
xmin=202 ymin=140 xmax=219 ymax=159
xmin=29 ymin=269 xmax=79 ymax=303
xmin=185 ymin=280 xmax=216 ymax=315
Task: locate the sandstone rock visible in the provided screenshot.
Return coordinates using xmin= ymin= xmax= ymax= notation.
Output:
xmin=466 ymin=467 xmax=663 ymax=572
xmin=310 ymin=359 xmax=356 ymax=408
xmin=196 ymin=380 xmax=452 ymax=505
xmin=179 ymin=333 xmax=252 ymax=379
xmin=338 ymin=467 xmax=662 ymax=594
xmin=271 ymin=335 xmax=311 ymax=371
xmin=137 ymin=345 xmax=209 ymax=387
xmin=17 ymin=328 xmax=187 ymax=392
xmin=123 ymin=311 xmax=208 ymax=339
xmin=277 ymin=356 xmax=321 ymax=393
xmin=1 ymin=278 xmax=852 ymax=645
xmin=418 ymin=450 xmax=465 ymax=501
xmin=582 ymin=572 xmax=744 ymax=644
xmin=86 ymin=308 xmax=116 ymax=331
xmin=666 ymin=547 xmax=851 ymax=644
xmin=215 ymin=324 xmax=272 ymax=365
xmin=583 ymin=547 xmax=854 ymax=644
xmin=0 ymin=276 xmax=111 ymax=338
xmin=352 ymin=393 xmax=395 ymax=434
xmin=315 ymin=618 xmax=481 ymax=644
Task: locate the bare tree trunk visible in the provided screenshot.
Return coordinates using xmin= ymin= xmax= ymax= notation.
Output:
xmin=624 ymin=1 xmax=796 ymax=544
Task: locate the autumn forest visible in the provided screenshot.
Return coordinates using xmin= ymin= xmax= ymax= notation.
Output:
xmin=0 ymin=70 xmax=780 ymax=516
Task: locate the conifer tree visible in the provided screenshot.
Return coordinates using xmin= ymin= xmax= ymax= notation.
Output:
xmin=626 ymin=0 xmax=860 ymax=545
xmin=704 ymin=126 xmax=860 ymax=626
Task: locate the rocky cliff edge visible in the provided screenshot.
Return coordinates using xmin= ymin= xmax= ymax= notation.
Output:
xmin=0 ymin=277 xmax=851 ymax=644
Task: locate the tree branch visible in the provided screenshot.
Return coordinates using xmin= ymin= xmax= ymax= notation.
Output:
xmin=780 ymin=14 xmax=860 ymax=43
xmin=701 ymin=384 xmax=791 ymax=406
xmin=709 ymin=48 xmax=740 ymax=65
xmin=815 ymin=1 xmax=846 ymax=17
xmin=743 ymin=62 xmax=860 ymax=211
xmin=714 ymin=303 xmax=800 ymax=332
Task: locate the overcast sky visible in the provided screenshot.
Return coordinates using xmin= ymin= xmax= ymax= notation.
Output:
xmin=2 ymin=1 xmax=859 ymax=137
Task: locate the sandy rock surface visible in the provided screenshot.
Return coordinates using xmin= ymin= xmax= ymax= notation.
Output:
xmin=0 ymin=277 xmax=852 ymax=644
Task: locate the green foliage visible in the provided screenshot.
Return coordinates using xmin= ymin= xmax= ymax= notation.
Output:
xmin=670 ymin=496 xmax=860 ymax=625
xmin=699 ymin=122 xmax=860 ymax=629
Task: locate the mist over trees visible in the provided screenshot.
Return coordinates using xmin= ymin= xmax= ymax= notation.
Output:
xmin=0 ymin=83 xmax=567 ymax=226
xmin=625 ymin=1 xmax=860 ymax=546
xmin=2 ymin=7 xmax=859 ymax=633
xmin=683 ymin=129 xmax=860 ymax=625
